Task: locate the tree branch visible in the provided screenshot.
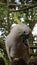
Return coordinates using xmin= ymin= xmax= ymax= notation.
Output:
xmin=9 ymin=4 xmax=37 ymax=12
